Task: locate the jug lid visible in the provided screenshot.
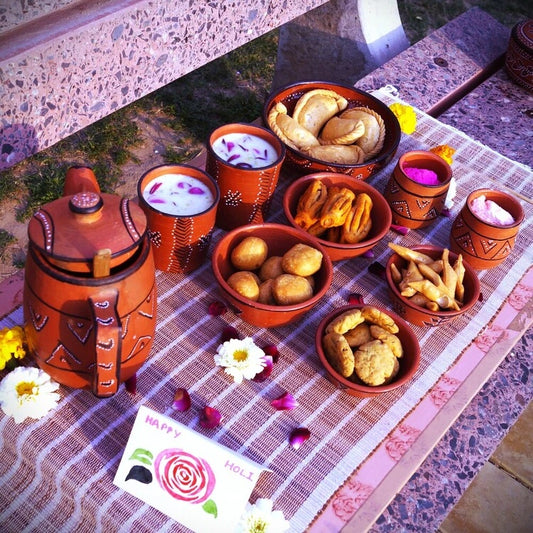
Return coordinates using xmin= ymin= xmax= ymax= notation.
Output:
xmin=28 ymin=190 xmax=148 ymax=273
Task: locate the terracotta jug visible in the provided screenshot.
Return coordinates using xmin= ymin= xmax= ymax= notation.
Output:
xmin=23 ymin=166 xmax=157 ymax=397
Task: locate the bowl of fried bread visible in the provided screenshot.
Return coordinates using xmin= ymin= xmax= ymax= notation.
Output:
xmin=263 ymin=81 xmax=401 ymax=179
xmin=211 ymin=223 xmax=333 ymax=328
xmin=315 ymin=304 xmax=420 ymax=397
xmin=283 ymin=172 xmax=392 ymax=261
xmin=385 ymin=243 xmax=481 ymax=327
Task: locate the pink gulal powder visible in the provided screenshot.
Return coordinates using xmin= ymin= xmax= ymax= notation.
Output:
xmin=404 ymin=166 xmax=441 ymax=185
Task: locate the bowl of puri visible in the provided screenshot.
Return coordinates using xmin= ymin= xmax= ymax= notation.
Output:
xmin=316 ymin=304 xmax=420 ymax=397
xmin=263 ymin=80 xmax=401 ymax=179
xmin=211 ymin=223 xmax=333 ymax=328
xmin=283 ymin=172 xmax=392 ymax=262
xmin=385 ymin=243 xmax=481 ymax=327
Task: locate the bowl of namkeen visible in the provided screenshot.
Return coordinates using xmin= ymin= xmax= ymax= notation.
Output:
xmin=315 ymin=304 xmax=420 ymax=397
xmin=263 ymin=81 xmax=401 ymax=179
xmin=385 ymin=243 xmax=481 ymax=327
xmin=283 ymin=172 xmax=392 ymax=261
xmin=211 ymin=223 xmax=333 ymax=328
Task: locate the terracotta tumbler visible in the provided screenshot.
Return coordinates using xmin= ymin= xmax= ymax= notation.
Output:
xmin=384 ymin=150 xmax=452 ymax=229
xmin=138 ymin=164 xmax=219 ymax=273
xmin=450 ymin=189 xmax=524 ymax=270
xmin=206 ymin=123 xmax=285 ymax=230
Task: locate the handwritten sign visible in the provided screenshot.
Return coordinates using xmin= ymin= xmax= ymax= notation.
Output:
xmin=114 ymin=405 xmax=267 ymax=531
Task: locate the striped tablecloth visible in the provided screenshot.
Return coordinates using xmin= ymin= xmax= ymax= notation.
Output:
xmin=1 ymin=92 xmax=532 ymax=532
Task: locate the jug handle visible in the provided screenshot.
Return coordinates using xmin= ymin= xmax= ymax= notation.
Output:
xmin=89 ymin=289 xmax=122 ymax=397
xmin=63 ymin=166 xmax=101 ymax=196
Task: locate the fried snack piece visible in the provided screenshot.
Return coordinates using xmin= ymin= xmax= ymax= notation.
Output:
xmin=323 ymin=332 xmax=355 ymax=378
xmin=282 ymin=243 xmax=323 ymax=277
xmin=258 ymin=279 xmax=276 ymax=305
xmin=340 ymin=107 xmax=385 ymax=160
xmin=307 ymin=221 xmax=328 ymax=237
xmin=353 ymin=340 xmax=399 ymax=386
xmin=325 ymin=309 xmax=364 ymax=335
xmin=319 ymin=187 xmax=356 ymax=228
xmin=442 ymin=248 xmax=458 ymax=297
xmin=344 ymin=322 xmax=372 ymax=347
xmin=409 ymin=292 xmax=440 ymax=312
xmin=227 ymin=271 xmax=260 ymax=301
xmin=389 ymin=262 xmax=402 ymax=284
xmin=268 ymin=102 xmax=320 ymax=150
xmin=272 ymin=274 xmax=313 ymax=305
xmin=231 ymin=236 xmax=268 ymax=271
xmin=319 ymin=117 xmax=365 ymax=145
xmin=369 ymin=325 xmax=403 ymax=358
xmin=399 ymin=261 xmax=424 ymax=298
xmin=303 ymin=144 xmax=365 ymax=164
xmin=361 ymin=305 xmax=399 ymax=334
xmin=259 ymin=255 xmax=284 ymax=281
xmin=408 ymin=280 xmax=460 ymax=310
xmin=388 ymin=243 xmax=435 ymax=265
xmin=294 ymin=179 xmax=328 ymax=230
xmin=340 ymin=192 xmax=373 ymax=244
xmin=292 ymin=90 xmax=348 ymax=137
xmin=453 ymin=254 xmax=466 ymax=303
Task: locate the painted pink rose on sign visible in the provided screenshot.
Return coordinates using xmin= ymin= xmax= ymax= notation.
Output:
xmin=475 ymin=325 xmax=508 ymax=353
xmin=332 ymin=480 xmax=374 ymax=521
xmin=385 ymin=423 xmax=420 ymax=462
xmin=430 ymin=375 xmax=462 ymax=408
xmin=155 ymin=449 xmax=216 ymax=504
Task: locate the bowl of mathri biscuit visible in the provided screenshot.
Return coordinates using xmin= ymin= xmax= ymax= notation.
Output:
xmin=283 ymin=172 xmax=392 ymax=261
xmin=263 ymin=81 xmax=401 ymax=179
xmin=315 ymin=304 xmax=420 ymax=397
xmin=212 ymin=223 xmax=333 ymax=328
xmin=385 ymin=244 xmax=481 ymax=327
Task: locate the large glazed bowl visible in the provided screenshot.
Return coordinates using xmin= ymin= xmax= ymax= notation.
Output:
xmin=263 ymin=81 xmax=401 ymax=179
xmin=283 ymin=172 xmax=392 ymax=262
xmin=211 ymin=223 xmax=333 ymax=328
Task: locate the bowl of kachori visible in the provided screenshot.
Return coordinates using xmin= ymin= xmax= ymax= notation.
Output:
xmin=211 ymin=223 xmax=333 ymax=327
xmin=263 ymin=81 xmax=401 ymax=179
xmin=283 ymin=172 xmax=392 ymax=262
xmin=315 ymin=304 xmax=420 ymax=397
xmin=385 ymin=244 xmax=481 ymax=327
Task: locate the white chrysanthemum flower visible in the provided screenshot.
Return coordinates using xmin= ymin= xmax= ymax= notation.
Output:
xmin=236 ymin=498 xmax=290 ymax=533
xmin=214 ymin=337 xmax=266 ymax=384
xmin=0 ymin=366 xmax=60 ymax=423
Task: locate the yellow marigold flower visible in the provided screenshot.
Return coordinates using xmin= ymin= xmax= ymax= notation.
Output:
xmin=389 ymin=102 xmax=417 ymax=134
xmin=430 ymin=144 xmax=456 ymax=165
xmin=0 ymin=326 xmax=27 ymax=371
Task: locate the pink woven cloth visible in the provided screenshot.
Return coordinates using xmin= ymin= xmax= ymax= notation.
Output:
xmin=0 ymin=94 xmax=531 ymax=532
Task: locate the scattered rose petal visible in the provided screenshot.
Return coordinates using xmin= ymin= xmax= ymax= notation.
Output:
xmin=271 ymin=392 xmax=298 ymax=411
xmin=253 ymin=356 xmax=273 ymax=382
xmin=440 ymin=207 xmax=452 ymax=218
xmin=262 ymin=344 xmax=280 ymax=363
xmin=362 ymin=249 xmax=374 ymax=258
xmin=347 ymin=293 xmax=365 ymax=305
xmin=208 ymin=301 xmax=227 ymax=316
xmin=221 ymin=326 xmax=240 ymax=343
xmin=390 ymin=224 xmax=410 ymax=235
xmin=199 ymin=406 xmax=222 ymax=429
xmin=172 ymin=387 xmax=191 ymax=412
xmin=478 ymin=292 xmax=484 ymax=302
xmin=289 ymin=427 xmax=310 ymax=449
xmin=125 ymin=374 xmax=137 ymax=394
xmin=368 ymin=261 xmax=386 ymax=279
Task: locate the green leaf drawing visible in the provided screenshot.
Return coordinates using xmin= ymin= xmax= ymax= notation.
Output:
xmin=202 ymin=499 xmax=218 ymax=518
xmin=129 ymin=448 xmax=154 ymax=466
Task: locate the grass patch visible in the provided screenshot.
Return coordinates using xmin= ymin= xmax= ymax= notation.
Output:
xmin=0 ymin=230 xmax=15 ymax=261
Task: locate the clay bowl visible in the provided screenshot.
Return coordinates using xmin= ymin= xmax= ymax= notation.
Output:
xmin=283 ymin=172 xmax=392 ymax=262
xmin=385 ymin=245 xmax=481 ymax=327
xmin=211 ymin=223 xmax=333 ymax=328
xmin=450 ymin=189 xmax=525 ymax=270
xmin=263 ymin=81 xmax=401 ymax=180
xmin=315 ymin=304 xmax=420 ymax=397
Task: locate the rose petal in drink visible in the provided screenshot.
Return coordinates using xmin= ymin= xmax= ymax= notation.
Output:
xmin=188 ymin=187 xmax=205 ymax=195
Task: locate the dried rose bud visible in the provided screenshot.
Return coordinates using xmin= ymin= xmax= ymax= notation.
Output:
xmin=199 ymin=406 xmax=222 ymax=429
xmin=253 ymin=356 xmax=273 ymax=382
xmin=208 ymin=301 xmax=227 ymax=316
xmin=271 ymin=392 xmax=298 ymax=411
xmin=172 ymin=387 xmax=191 ymax=412
xmin=289 ymin=427 xmax=311 ymax=449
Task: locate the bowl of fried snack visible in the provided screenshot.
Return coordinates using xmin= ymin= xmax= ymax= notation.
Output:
xmin=316 ymin=304 xmax=420 ymax=397
xmin=283 ymin=172 xmax=392 ymax=261
xmin=385 ymin=243 xmax=481 ymax=327
xmin=263 ymin=81 xmax=401 ymax=179
xmin=212 ymin=223 xmax=333 ymax=328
